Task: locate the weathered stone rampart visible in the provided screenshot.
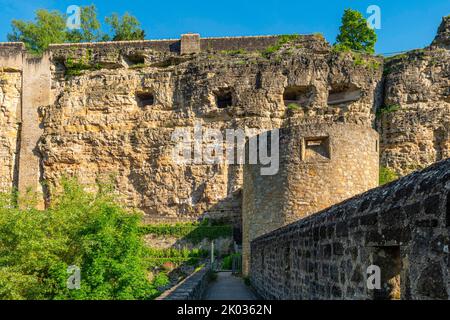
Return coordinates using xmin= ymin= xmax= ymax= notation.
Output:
xmin=250 ymin=158 xmax=450 ymax=300
xmin=0 ymin=46 xmax=22 ymax=193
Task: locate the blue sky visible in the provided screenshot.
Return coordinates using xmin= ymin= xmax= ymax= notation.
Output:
xmin=0 ymin=0 xmax=448 ymax=54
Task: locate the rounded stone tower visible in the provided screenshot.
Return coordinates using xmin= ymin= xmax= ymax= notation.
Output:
xmin=242 ymin=122 xmax=379 ymax=275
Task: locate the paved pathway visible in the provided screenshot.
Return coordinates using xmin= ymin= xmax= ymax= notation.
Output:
xmin=203 ymin=271 xmax=257 ymax=300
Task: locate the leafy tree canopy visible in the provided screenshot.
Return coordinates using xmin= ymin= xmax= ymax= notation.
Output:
xmin=105 ymin=12 xmax=145 ymax=41
xmin=7 ymin=9 xmax=67 ymax=54
xmin=335 ymin=9 xmax=377 ymax=54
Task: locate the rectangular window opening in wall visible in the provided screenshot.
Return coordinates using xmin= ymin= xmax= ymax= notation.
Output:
xmin=303 ymin=137 xmax=330 ymax=161
xmin=215 ymin=89 xmax=233 ymax=108
xmin=373 ymin=246 xmax=402 ymax=300
xmin=283 ymin=85 xmax=314 ymax=108
xmin=136 ymin=92 xmax=155 ymax=107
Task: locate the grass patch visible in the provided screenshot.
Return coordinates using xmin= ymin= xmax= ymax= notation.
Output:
xmin=141 ymin=221 xmax=233 ymax=244
xmin=129 ymin=63 xmax=149 ymax=69
xmin=313 ymin=32 xmax=325 ymax=40
xmin=0 ymin=178 xmax=158 ymax=300
xmin=221 ymin=253 xmax=241 ymax=270
xmin=145 ymin=248 xmax=208 ymax=268
xmin=207 ymin=270 xmax=218 ymax=282
xmin=261 ymin=34 xmax=300 ymax=58
xmin=219 ymin=49 xmax=248 ymax=55
xmin=379 ymin=166 xmax=399 ymax=185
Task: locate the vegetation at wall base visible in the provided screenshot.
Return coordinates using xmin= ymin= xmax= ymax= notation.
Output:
xmin=0 ymin=179 xmax=158 ymax=300
xmin=376 ymin=104 xmax=401 ymax=118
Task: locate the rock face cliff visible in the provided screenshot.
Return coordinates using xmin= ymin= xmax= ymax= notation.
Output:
xmin=38 ymin=35 xmax=381 ymax=225
xmin=0 ymin=16 xmax=448 ymax=228
xmin=379 ymin=16 xmax=450 ymax=176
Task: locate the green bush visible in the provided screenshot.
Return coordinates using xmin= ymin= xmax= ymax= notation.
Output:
xmin=65 ymin=57 xmax=101 ymax=76
xmin=140 ymin=221 xmax=233 ymax=244
xmin=221 ymin=253 xmax=241 ymax=270
xmin=0 ymin=178 xmax=157 ymax=300
xmin=207 ymin=270 xmax=218 ymax=282
xmin=379 ymin=166 xmax=399 ymax=185
xmin=153 ymin=273 xmax=170 ymax=289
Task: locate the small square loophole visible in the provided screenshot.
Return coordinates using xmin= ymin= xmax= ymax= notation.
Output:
xmin=303 ymin=137 xmax=330 ymax=161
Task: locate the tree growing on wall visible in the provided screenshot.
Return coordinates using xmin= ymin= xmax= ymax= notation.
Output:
xmin=335 ymin=9 xmax=377 ymax=54
xmin=105 ymin=12 xmax=145 ymax=41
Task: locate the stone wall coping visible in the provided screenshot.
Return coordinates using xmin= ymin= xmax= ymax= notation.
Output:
xmin=0 ymin=34 xmax=319 ymax=52
xmin=47 ymin=39 xmax=179 ymax=48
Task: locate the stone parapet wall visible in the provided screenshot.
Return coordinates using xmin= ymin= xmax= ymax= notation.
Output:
xmin=250 ymin=158 xmax=450 ymax=300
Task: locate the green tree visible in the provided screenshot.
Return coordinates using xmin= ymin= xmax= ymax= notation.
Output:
xmin=105 ymin=12 xmax=145 ymax=41
xmin=335 ymin=9 xmax=377 ymax=54
xmin=7 ymin=9 xmax=67 ymax=54
xmin=66 ymin=5 xmax=105 ymax=43
xmin=0 ymin=179 xmax=157 ymax=300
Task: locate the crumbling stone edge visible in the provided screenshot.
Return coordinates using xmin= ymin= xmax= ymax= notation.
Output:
xmin=156 ymin=264 xmax=210 ymax=300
